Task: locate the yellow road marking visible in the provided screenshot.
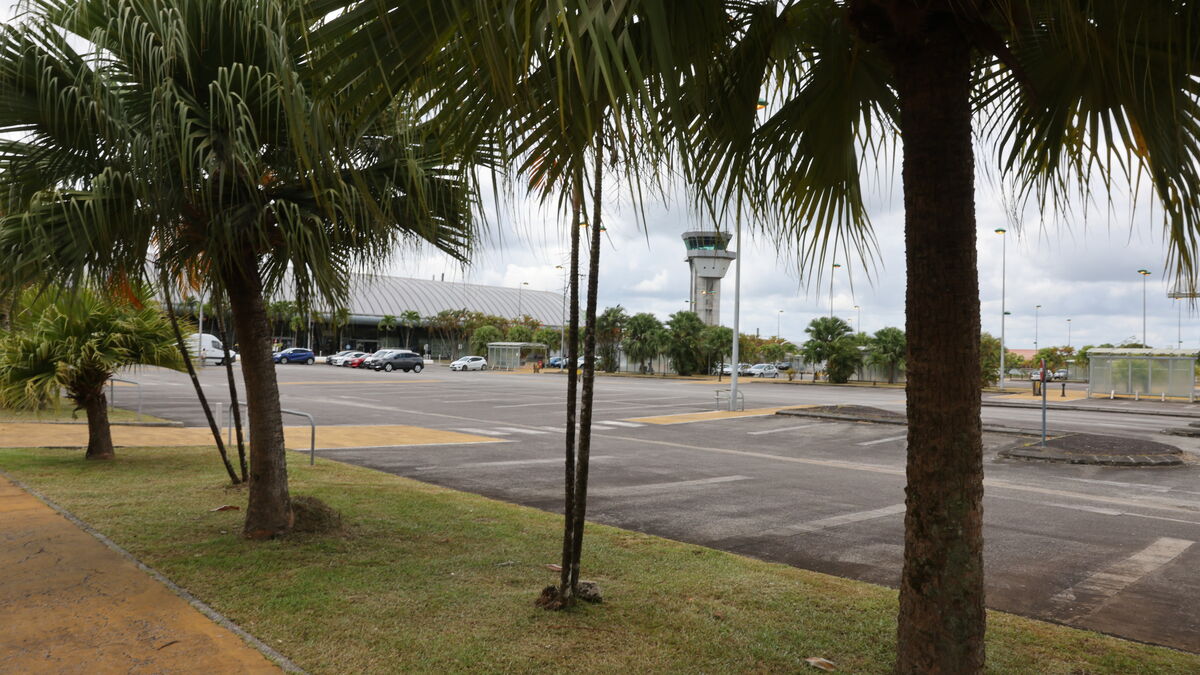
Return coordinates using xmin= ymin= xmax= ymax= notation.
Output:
xmin=994 ymin=390 xmax=1090 ymax=402
xmin=0 ymin=423 xmax=498 ymax=450
xmin=626 ymin=407 xmax=791 ymax=425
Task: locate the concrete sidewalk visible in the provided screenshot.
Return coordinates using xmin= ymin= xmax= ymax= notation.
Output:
xmin=0 ymin=475 xmax=283 ymax=673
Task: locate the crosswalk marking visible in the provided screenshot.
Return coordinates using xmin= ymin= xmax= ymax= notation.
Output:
xmin=495 ymin=427 xmax=548 ymax=435
xmin=858 ymin=434 xmax=907 ymax=447
xmin=1050 ymin=537 xmax=1194 ymax=621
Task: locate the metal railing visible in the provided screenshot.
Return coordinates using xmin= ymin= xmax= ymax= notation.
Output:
xmin=218 ymin=402 xmax=318 ymax=465
xmin=108 ymin=377 xmax=142 ymax=420
xmin=715 ymin=388 xmax=744 ymax=412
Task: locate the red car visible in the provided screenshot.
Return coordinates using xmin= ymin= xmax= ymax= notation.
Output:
xmin=347 ymin=353 xmax=371 ymax=368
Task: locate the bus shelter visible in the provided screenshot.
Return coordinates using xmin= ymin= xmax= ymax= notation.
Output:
xmin=1087 ymin=348 xmax=1197 ymax=400
xmin=486 ymin=342 xmax=549 ymax=371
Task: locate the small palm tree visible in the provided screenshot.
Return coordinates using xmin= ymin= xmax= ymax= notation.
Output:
xmin=0 ymin=286 xmax=184 ymax=459
xmin=377 ymin=315 xmax=398 ymax=348
xmin=399 ymin=310 xmax=421 ymax=349
xmin=623 ymin=313 xmax=664 ymax=374
xmin=869 ymin=327 xmax=906 ymax=384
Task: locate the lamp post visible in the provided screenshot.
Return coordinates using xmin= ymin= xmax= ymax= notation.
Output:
xmin=829 ymin=263 xmax=841 ymax=318
xmin=517 ymin=281 xmax=529 ymax=319
xmin=1034 ymin=304 xmax=1041 ymax=351
xmin=729 ymin=99 xmax=768 ymax=411
xmin=996 ymin=227 xmax=1007 ymax=389
xmin=1138 ymin=269 xmax=1151 ymax=345
xmin=555 ymin=266 xmax=567 ymax=356
xmin=1067 ymin=318 xmax=1072 ymax=349
xmin=777 ymin=310 xmax=783 ymax=338
xmin=853 ymin=305 xmax=861 ymax=334
xmin=1178 ymin=299 xmax=1183 ymax=348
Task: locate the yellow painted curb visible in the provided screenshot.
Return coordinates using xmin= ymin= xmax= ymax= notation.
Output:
xmin=626 ymin=407 xmax=789 ymax=425
xmin=0 ymin=477 xmax=280 ymax=672
xmin=0 ymin=423 xmax=500 ymax=450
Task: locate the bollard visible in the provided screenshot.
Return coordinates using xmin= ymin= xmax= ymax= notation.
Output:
xmin=1061 ymin=382 xmax=1066 ymax=397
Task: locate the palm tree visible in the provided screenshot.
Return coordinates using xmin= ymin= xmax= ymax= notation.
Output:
xmin=623 ymin=313 xmax=665 ymax=375
xmin=377 ymin=314 xmax=398 ymax=348
xmin=310 ymin=0 xmax=1200 ymax=668
xmin=868 ymin=327 xmax=906 ymax=384
xmin=0 ymin=286 xmax=184 ymax=459
xmin=400 ymin=310 xmax=422 ymax=349
xmin=594 ymin=306 xmax=628 ymax=372
xmin=801 ymin=317 xmax=855 ymax=375
xmin=0 ymin=0 xmax=477 ymax=539
xmin=329 ymin=307 xmax=351 ymax=352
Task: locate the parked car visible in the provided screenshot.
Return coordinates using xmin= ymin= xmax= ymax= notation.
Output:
xmin=1053 ymin=369 xmax=1069 ymax=381
xmin=346 ymin=352 xmax=372 ymax=368
xmin=749 ymin=363 xmax=779 ymax=378
xmin=326 ymin=350 xmax=355 ymax=366
xmin=1029 ymin=368 xmax=1047 ymax=381
xmin=774 ymin=362 xmax=792 ymax=371
xmin=186 ymin=333 xmax=237 ymax=366
xmin=450 ymin=356 xmax=488 ymax=371
xmin=369 ymin=349 xmax=424 ymax=372
xmin=548 ymin=356 xmax=565 ymax=368
xmin=273 ymin=347 xmax=315 ymax=364
xmin=721 ymin=363 xmax=752 ymax=375
xmin=335 ymin=351 xmax=368 ymax=366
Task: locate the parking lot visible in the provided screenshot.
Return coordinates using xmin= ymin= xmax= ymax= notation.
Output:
xmin=123 ymin=362 xmax=1200 ymax=652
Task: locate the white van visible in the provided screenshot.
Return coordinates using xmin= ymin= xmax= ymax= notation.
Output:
xmin=186 ymin=333 xmax=237 ymax=366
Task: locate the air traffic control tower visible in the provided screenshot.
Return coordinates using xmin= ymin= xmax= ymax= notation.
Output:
xmin=682 ymin=230 xmax=736 ymax=326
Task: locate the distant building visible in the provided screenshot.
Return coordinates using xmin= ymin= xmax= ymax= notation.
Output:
xmin=267 ymin=273 xmax=564 ymax=356
xmin=682 ymin=230 xmax=736 ymax=326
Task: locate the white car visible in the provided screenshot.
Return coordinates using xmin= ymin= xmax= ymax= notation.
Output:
xmin=450 ymin=356 xmax=488 ymax=371
xmin=749 ymin=363 xmax=779 ymax=378
xmin=329 ymin=351 xmax=367 ymax=366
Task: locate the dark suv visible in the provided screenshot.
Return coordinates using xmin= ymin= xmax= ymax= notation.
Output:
xmin=369 ymin=349 xmax=424 ymax=373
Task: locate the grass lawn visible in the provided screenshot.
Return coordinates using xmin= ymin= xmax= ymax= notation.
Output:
xmin=1 ymin=446 xmax=1196 ymax=674
xmin=0 ymin=401 xmax=173 ymax=424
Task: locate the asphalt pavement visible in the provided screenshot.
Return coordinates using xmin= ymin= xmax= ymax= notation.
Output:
xmin=116 ymin=363 xmax=1200 ymax=652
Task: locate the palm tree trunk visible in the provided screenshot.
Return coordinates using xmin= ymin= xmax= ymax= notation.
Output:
xmin=216 ymin=298 xmax=248 ymax=482
xmin=890 ymin=19 xmax=985 ymax=674
xmin=568 ymin=137 xmax=605 ymax=592
xmin=161 ymin=271 xmax=240 ymax=485
xmin=225 ymin=257 xmax=293 ymax=539
xmin=81 ymin=389 xmax=114 ymax=460
xmin=555 ymin=174 xmax=585 ymax=605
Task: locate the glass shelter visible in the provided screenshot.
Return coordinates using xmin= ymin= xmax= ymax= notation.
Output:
xmin=1087 ymin=348 xmax=1197 ymax=401
xmin=486 ymin=342 xmax=549 ymax=371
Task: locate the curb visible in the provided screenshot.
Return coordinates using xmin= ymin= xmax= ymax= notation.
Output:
xmin=983 ymin=399 xmax=1200 ymax=419
xmin=0 ymin=469 xmax=306 ymax=674
xmin=774 ymin=409 xmax=1036 ymax=437
xmin=997 ymin=447 xmax=1183 ymax=467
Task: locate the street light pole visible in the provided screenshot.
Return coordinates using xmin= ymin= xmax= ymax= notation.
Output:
xmin=1138 ymin=269 xmax=1151 ymax=345
xmin=829 ymin=263 xmax=841 ymax=318
xmin=996 ymin=228 xmax=1006 ymax=389
xmin=1177 ymin=298 xmax=1183 ymax=348
xmin=777 ymin=310 xmax=783 ymax=338
xmin=517 ymin=281 xmax=529 ymax=319
xmin=1034 ymin=304 xmax=1041 ymax=351
xmin=1067 ymin=318 xmax=1071 ymax=349
xmin=853 ymin=305 xmax=861 ymax=334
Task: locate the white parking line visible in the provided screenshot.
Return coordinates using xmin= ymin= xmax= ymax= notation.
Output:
xmin=758 ymin=504 xmax=907 ymax=538
xmin=418 ymin=455 xmax=616 ymax=470
xmin=601 ymin=420 xmax=644 ymax=428
xmin=1050 ymin=537 xmax=1194 ymax=621
xmin=591 ymin=475 xmax=751 ymax=497
xmin=495 ymin=427 xmax=548 ymax=435
xmin=858 ymin=434 xmax=907 ymax=446
xmin=747 ymin=423 xmax=824 ymax=436
xmin=457 ymin=428 xmax=510 ymax=436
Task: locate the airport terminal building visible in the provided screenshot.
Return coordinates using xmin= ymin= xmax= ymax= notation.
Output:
xmin=270 ymin=273 xmax=564 ymax=358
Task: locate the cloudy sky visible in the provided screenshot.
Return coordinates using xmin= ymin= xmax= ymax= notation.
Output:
xmin=2 ymin=2 xmax=1190 ymax=351
xmin=393 ymin=165 xmax=1189 ymax=352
